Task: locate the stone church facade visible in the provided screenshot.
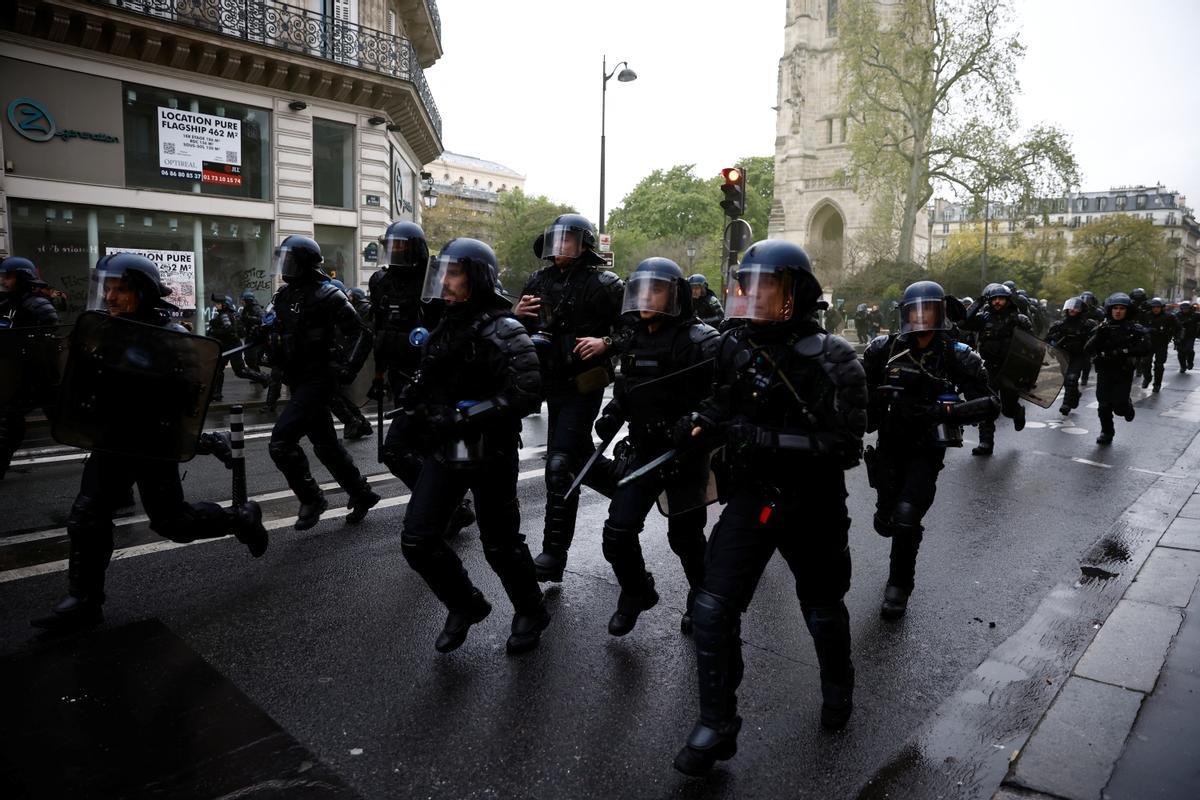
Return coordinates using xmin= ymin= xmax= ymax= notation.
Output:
xmin=769 ymin=0 xmax=928 ymax=288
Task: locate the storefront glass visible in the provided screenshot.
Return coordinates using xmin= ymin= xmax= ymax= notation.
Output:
xmin=7 ymin=199 xmax=273 ymax=332
xmin=314 ymin=224 xmax=358 ymax=287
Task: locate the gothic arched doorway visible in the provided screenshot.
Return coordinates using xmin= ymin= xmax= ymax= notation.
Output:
xmin=808 ymin=201 xmax=845 ymax=286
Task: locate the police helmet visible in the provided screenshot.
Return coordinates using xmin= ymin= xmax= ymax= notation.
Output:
xmin=1149 ymin=297 xmax=1165 ymax=310
xmin=241 ymin=290 xmax=256 ymax=303
xmin=898 ymin=280 xmax=949 ymax=336
xmin=90 ymin=251 xmax=174 ymax=313
xmin=725 ymin=239 xmax=819 ymax=324
xmin=857 ymin=303 xmax=869 ymax=313
xmin=982 ymin=283 xmax=1012 ymax=300
xmin=422 ymin=238 xmax=508 ymax=310
xmin=1080 ymin=290 xmax=1097 ymax=307
xmin=1062 ymin=297 xmax=1087 ymax=315
xmin=534 ymin=213 xmax=606 ymax=266
xmin=380 ymin=220 xmax=429 ymax=270
xmin=1104 ymin=292 xmax=1133 ymax=316
xmin=0 ymin=256 xmax=47 ymax=287
xmin=328 ymin=278 xmax=347 ymax=292
xmin=687 ymin=273 xmax=709 ymax=290
xmin=348 ymin=287 xmax=367 ymax=303
xmin=1002 ymin=280 xmax=1017 ymax=292
xmin=1130 ymin=287 xmax=1148 ymax=303
xmin=623 ymin=257 xmax=690 ymax=319
xmin=273 ymin=235 xmax=323 ymax=282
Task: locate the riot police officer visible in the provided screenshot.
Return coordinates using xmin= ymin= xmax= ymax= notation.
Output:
xmin=1129 ymin=287 xmax=1152 ymax=382
xmin=670 ymin=240 xmax=867 ymax=776
xmin=687 ymin=273 xmax=724 ymax=327
xmin=1175 ymin=300 xmax=1198 ymax=372
xmin=209 ymin=293 xmax=270 ymax=400
xmin=262 ymin=236 xmax=379 ymax=530
xmin=0 ymin=256 xmax=59 ymax=479
xmin=514 ymin=214 xmax=625 ymax=582
xmin=32 ymin=253 xmax=267 ymax=632
xmin=238 ymin=290 xmax=266 ymax=369
xmin=369 ymin=220 xmax=475 ymax=537
xmin=853 ymin=303 xmax=870 ymax=344
xmin=399 ymin=238 xmax=548 ymax=655
xmin=1141 ymin=297 xmax=1177 ymax=392
xmin=1078 ymin=290 xmax=1104 ymax=386
xmin=595 ymin=258 xmax=719 ymax=637
xmin=326 ymin=283 xmax=374 ymax=441
xmin=1085 ymin=293 xmax=1150 ymax=445
xmin=863 ymin=281 xmax=998 ymax=620
xmin=961 ymin=283 xmax=1032 ymax=456
xmin=1047 ymin=297 xmax=1099 ymax=415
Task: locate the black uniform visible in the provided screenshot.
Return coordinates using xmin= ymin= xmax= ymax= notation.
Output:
xmin=866 ymin=307 xmax=884 ymax=337
xmin=209 ymin=299 xmax=269 ymax=399
xmin=399 ymin=239 xmax=547 ymax=655
xmin=863 ymin=331 xmax=996 ymax=615
xmin=1175 ymin=305 xmax=1199 ymax=371
xmin=0 ymin=285 xmax=59 ymax=478
xmin=1142 ymin=308 xmax=1178 ymax=391
xmin=853 ymin=307 xmax=870 ymax=344
xmin=239 ymin=294 xmax=266 ymax=370
xmin=695 ymin=290 xmax=724 ymax=327
xmin=328 ymin=287 xmax=373 ymax=439
xmin=961 ymin=296 xmax=1032 ymax=451
xmin=33 ymin=254 xmax=266 ymax=632
xmin=598 ymin=309 xmax=718 ymax=635
xmin=1085 ymin=314 xmax=1149 ymax=442
xmin=521 ymin=254 xmax=625 ymax=580
xmin=1047 ymin=312 xmax=1098 ymax=412
xmin=264 ymin=257 xmax=378 ymax=529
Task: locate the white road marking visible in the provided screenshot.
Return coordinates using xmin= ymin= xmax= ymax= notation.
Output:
xmin=1071 ymin=457 xmax=1113 ymax=469
xmin=0 ymin=469 xmax=546 ymax=584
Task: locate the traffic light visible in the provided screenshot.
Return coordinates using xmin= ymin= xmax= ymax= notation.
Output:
xmin=720 ymin=167 xmax=746 ymax=218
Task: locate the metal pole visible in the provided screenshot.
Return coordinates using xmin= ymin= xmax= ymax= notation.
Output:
xmin=230 ymin=404 xmax=246 ymax=508
xmin=981 ymin=185 xmax=990 ymax=287
xmin=599 ymin=55 xmax=607 ymax=234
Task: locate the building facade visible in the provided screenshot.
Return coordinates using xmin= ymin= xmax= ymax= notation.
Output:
xmin=417 ymin=151 xmax=525 ymax=247
xmin=0 ymin=0 xmax=443 ymax=333
xmin=929 ymin=185 xmax=1200 ymax=300
xmin=770 ymin=0 xmax=927 ymax=289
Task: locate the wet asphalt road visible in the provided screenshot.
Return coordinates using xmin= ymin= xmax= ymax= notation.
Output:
xmin=3 ymin=371 xmax=1199 ymax=799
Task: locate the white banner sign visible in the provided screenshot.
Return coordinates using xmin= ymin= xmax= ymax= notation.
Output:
xmin=157 ymin=107 xmax=242 ymax=186
xmin=105 ymin=247 xmax=196 ymax=310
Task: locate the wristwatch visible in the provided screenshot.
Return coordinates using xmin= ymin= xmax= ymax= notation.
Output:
xmin=602 ymin=336 xmax=612 ymax=347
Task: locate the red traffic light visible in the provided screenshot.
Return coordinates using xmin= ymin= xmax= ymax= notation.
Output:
xmin=719 ymin=166 xmax=746 ymax=218
xmin=721 ymin=167 xmax=742 ymax=184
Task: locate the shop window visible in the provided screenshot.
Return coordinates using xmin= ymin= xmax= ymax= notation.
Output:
xmin=7 ymin=198 xmax=272 ymax=330
xmin=313 ymin=119 xmax=355 ymax=209
xmin=122 ymin=83 xmax=271 ymax=201
xmin=314 ymin=224 xmax=358 ymax=287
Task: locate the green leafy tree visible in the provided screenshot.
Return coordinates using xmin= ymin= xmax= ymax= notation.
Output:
xmin=1045 ymin=216 xmax=1171 ymax=302
xmin=835 ymin=0 xmax=1076 ymax=264
xmin=421 ymin=197 xmax=497 ymax=253
xmin=928 ymin=224 xmax=1055 ymax=298
xmin=490 ymin=188 xmax=576 ymax=290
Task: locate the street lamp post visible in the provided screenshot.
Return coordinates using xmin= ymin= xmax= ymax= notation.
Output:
xmin=686 ymin=243 xmax=697 ymax=271
xmin=599 ymin=55 xmax=637 ymax=234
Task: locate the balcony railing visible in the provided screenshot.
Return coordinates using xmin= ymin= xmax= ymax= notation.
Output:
xmin=93 ymin=0 xmax=441 ymax=137
xmin=425 ymin=0 xmax=440 ymax=44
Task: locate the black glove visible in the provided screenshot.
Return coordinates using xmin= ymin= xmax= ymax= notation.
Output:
xmin=594 ymin=413 xmax=622 ymax=442
xmin=367 ymin=378 xmax=387 ymax=402
xmin=197 ymin=432 xmax=234 ymax=470
xmin=726 ymin=421 xmax=767 ymax=452
xmin=670 ymin=414 xmax=698 ymax=447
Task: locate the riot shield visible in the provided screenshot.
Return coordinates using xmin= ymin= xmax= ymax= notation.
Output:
xmin=0 ymin=325 xmax=70 ymax=407
xmin=344 ymin=350 xmax=377 ymax=409
xmin=52 ymin=311 xmax=221 ymax=461
xmin=655 ymin=450 xmax=719 ymax=517
xmin=998 ymin=327 xmax=1067 ymax=409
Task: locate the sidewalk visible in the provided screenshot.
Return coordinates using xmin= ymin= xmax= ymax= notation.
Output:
xmin=995 ymin=496 xmax=1200 ymax=799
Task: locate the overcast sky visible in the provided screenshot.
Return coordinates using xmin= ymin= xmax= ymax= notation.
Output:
xmin=424 ymin=0 xmax=1200 ymax=221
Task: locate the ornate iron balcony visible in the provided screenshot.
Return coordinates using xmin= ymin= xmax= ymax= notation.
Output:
xmin=93 ymin=0 xmax=441 ymax=137
xmin=426 ymin=0 xmax=440 ymax=44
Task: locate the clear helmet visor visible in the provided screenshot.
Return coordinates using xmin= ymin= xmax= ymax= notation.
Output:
xmin=724 ymin=267 xmax=795 ymax=322
xmin=272 ymin=245 xmax=302 ymax=279
xmin=382 ymin=234 xmax=425 ymax=268
xmin=1063 ymin=297 xmax=1086 ymax=314
xmin=87 ymin=270 xmax=141 ymax=315
xmin=540 ymin=225 xmax=585 ymax=260
xmin=899 ymin=298 xmax=948 ymax=335
xmin=422 ymin=255 xmax=472 ymax=304
xmin=621 ymin=275 xmax=680 ymax=317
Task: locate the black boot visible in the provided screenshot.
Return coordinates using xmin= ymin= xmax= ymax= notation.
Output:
xmin=232 ymin=501 xmax=268 ymax=557
xmin=435 ymin=590 xmax=492 ymax=653
xmin=535 ymin=487 xmax=578 ymax=582
xmin=295 ymin=495 xmax=328 ymax=530
xmin=443 ymin=498 xmax=476 ymax=539
xmin=1012 ymin=406 xmax=1026 ymax=432
xmin=1096 ymin=430 xmax=1114 ymax=445
xmin=343 ymin=420 xmax=372 ymax=441
xmin=681 ymin=590 xmax=696 ymax=636
xmin=820 ymin=667 xmax=855 ymax=731
xmin=880 ymin=585 xmax=910 ymax=621
xmin=804 ymin=603 xmax=854 ymax=731
xmin=506 ymin=596 xmax=551 ymax=655
xmin=346 ymin=488 xmax=381 ymax=524
xmin=31 ymin=595 xmax=104 ymax=632
xmin=673 ymin=717 xmax=742 ymax=776
xmin=608 ymin=574 xmax=659 ymax=637
xmin=971 ymin=439 xmax=993 ymax=456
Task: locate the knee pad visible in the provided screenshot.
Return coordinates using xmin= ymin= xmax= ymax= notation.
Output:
xmin=801 ymin=601 xmax=849 ymax=637
xmin=691 ymin=590 xmax=737 ymax=647
xmin=601 ymin=522 xmax=643 ymax=563
xmin=545 ymin=450 xmax=575 ymax=495
xmin=67 ymin=494 xmax=112 ymax=539
xmin=268 ymin=440 xmax=304 ymax=469
xmin=890 ymin=501 xmax=924 ymax=537
xmin=381 ymin=444 xmax=422 ymax=485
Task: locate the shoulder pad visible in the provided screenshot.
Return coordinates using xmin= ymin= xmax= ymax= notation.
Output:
xmin=821 ymin=333 xmax=858 ymax=363
xmin=954 ymin=341 xmax=969 ymax=352
xmin=315 ymin=283 xmax=343 ymax=302
xmin=864 ymin=334 xmax=893 ymax=354
xmin=165 ymin=322 xmax=190 ymax=334
xmin=596 ymin=270 xmax=621 ymax=286
xmin=794 ymin=333 xmax=825 ymax=358
xmin=687 ymin=321 xmax=720 ymax=344
xmin=483 ymin=314 xmax=527 ymax=340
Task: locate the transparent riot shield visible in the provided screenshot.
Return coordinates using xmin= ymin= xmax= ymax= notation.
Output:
xmin=655 ymin=450 xmax=719 ymax=517
xmin=998 ymin=327 xmax=1068 ymax=409
xmin=344 ymin=350 xmax=377 ymax=409
xmin=0 ymin=325 xmax=70 ymax=408
xmin=52 ymin=311 xmax=221 ymax=461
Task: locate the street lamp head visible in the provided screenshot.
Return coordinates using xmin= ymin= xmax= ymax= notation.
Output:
xmin=617 ymin=67 xmax=637 ymax=83
xmin=686 ymin=244 xmax=697 ymax=258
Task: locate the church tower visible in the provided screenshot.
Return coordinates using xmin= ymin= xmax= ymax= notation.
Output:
xmin=770 ymin=1 xmax=927 ymax=288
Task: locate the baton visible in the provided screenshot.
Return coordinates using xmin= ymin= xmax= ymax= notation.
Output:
xmin=230 ymin=404 xmax=247 ymax=507
xmin=616 ymin=447 xmax=678 ymax=488
xmin=625 ymin=358 xmax=715 ymax=395
xmin=565 ymin=423 xmax=624 ymax=499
